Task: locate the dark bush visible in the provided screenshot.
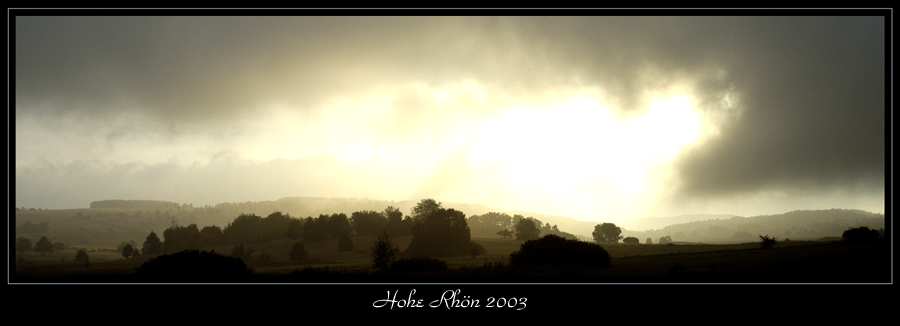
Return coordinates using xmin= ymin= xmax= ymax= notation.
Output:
xmin=759 ymin=235 xmax=778 ymax=249
xmin=509 ymin=234 xmax=611 ymax=269
xmin=134 ymin=250 xmax=253 ymax=282
xmin=390 ymin=257 xmax=449 ymax=273
xmin=842 ymin=226 xmax=881 ymax=244
xmin=74 ymin=249 xmax=89 ymax=266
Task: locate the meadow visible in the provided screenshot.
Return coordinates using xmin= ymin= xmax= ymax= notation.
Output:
xmin=12 ymin=235 xmax=890 ymax=283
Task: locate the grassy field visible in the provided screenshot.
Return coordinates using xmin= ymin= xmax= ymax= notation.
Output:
xmin=12 ymin=235 xmax=890 ymax=283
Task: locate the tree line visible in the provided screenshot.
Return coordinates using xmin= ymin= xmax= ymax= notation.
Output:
xmin=467 ymin=212 xmax=577 ymax=240
xmin=139 ymin=206 xmax=419 ymax=255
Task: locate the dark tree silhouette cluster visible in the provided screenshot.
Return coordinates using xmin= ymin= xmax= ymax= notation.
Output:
xmin=403 ymin=199 xmax=472 ymax=257
xmin=303 ymin=213 xmax=352 ymax=242
xmin=134 ymin=250 xmax=253 ymax=282
xmin=383 ymin=206 xmax=413 ymax=237
xmin=163 ymin=224 xmax=201 ymax=252
xmin=842 ymin=226 xmax=881 ymax=244
xmin=350 ymin=210 xmax=387 ymax=236
xmin=224 ymin=212 xmax=298 ymax=245
xmin=509 ymin=234 xmax=611 ymax=269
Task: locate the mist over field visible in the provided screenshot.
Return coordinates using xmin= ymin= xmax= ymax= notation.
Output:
xmin=14 ymin=13 xmax=886 ymax=227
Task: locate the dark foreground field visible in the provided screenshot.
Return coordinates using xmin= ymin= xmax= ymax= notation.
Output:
xmin=12 ymin=237 xmax=890 ymax=284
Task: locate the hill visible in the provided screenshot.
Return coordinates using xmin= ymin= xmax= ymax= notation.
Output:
xmin=620 ymin=209 xmax=885 ymax=244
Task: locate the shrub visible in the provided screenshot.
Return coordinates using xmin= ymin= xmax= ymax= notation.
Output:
xmin=134 ymin=250 xmax=253 ymax=282
xmin=390 ymin=257 xmax=448 ymax=273
xmin=509 ymin=234 xmax=611 ymax=269
xmin=371 ymin=231 xmax=399 ymax=270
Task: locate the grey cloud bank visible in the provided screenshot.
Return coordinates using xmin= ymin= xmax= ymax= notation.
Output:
xmin=13 ymin=14 xmax=887 ymax=221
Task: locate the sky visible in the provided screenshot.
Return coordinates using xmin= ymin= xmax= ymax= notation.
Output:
xmin=12 ymin=14 xmax=888 ymax=224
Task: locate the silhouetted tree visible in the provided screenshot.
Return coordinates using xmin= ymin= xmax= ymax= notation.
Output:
xmin=16 ymin=237 xmax=31 ymax=253
xmin=338 ymin=233 xmax=354 ymax=251
xmin=372 ymin=231 xmax=399 ymax=270
xmin=199 ymin=226 xmax=226 ymax=247
xmin=34 ymin=236 xmax=53 ymax=254
xmin=262 ymin=211 xmax=294 ymax=240
xmin=289 ymin=242 xmax=308 ymax=262
xmin=646 ymin=238 xmax=653 ymax=245
xmin=515 ymin=218 xmax=541 ymax=241
xmin=142 ymin=231 xmax=164 ymax=255
xmin=623 ymin=237 xmax=639 ymax=245
xmin=118 ymin=240 xmax=137 ymax=255
xmin=122 ymin=244 xmax=134 ymax=259
xmin=411 ymin=198 xmax=442 ymax=221
xmin=509 ymin=234 xmax=611 ymax=269
xmin=759 ymin=235 xmax=777 ymax=249
xmin=497 ymin=229 xmax=514 ymax=239
xmin=404 ymin=200 xmax=471 ymax=257
xmin=328 ymin=213 xmax=353 ymax=239
xmin=223 ymin=214 xmax=264 ymax=245
xmin=74 ymin=249 xmax=89 ymax=266
xmin=593 ymin=223 xmax=623 ymax=244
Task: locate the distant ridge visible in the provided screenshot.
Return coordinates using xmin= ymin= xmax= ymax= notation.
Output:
xmin=89 ymin=199 xmax=180 ymax=210
xmin=619 ymin=214 xmax=736 ymax=232
xmin=620 ymin=209 xmax=884 ymax=244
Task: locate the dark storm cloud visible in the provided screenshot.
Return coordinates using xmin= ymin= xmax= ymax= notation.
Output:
xmin=667 ymin=17 xmax=885 ymax=199
xmin=16 ymin=16 xmax=437 ymax=121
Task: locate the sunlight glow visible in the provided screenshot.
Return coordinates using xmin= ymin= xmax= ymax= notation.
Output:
xmin=469 ymin=91 xmax=705 ymax=200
